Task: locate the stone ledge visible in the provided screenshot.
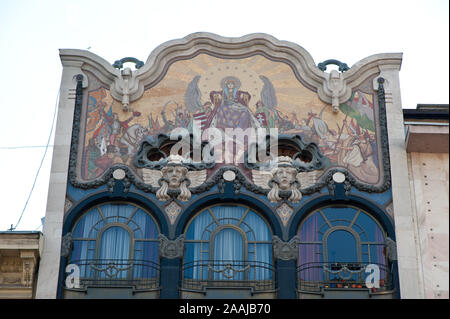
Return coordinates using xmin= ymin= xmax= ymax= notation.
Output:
xmin=406 ymin=125 xmax=449 ymax=153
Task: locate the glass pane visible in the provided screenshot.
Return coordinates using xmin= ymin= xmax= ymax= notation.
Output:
xmin=370 ymin=244 xmax=387 ymax=266
xmin=213 ymin=228 xmax=244 ymax=261
xmin=185 ymin=210 xmax=213 ymax=240
xmin=131 ymin=209 xmax=159 ymax=239
xmin=298 ymin=243 xmax=322 ymax=265
xmin=361 ymin=244 xmax=369 ymax=263
xmin=322 ymin=207 xmax=357 ymax=227
xmin=212 ymin=228 xmax=244 ymax=280
xmin=354 ymin=212 xmax=384 ymax=242
xmin=298 ymin=244 xmax=324 ymax=282
xmin=134 ymin=242 xmax=159 ymax=279
xmin=243 ymin=211 xmax=271 ymax=241
xmin=184 ymin=242 xmax=208 ymax=279
xmin=212 ymin=205 xmax=246 ymax=225
xmin=99 ymin=227 xmax=131 ymax=279
xmin=73 ymin=208 xmax=102 ymax=238
xmin=99 ymin=204 xmax=119 ymax=218
xmin=299 ymin=212 xmax=323 ymax=242
xmin=99 ymin=226 xmax=130 ymax=260
xmin=327 ymin=230 xmax=357 ymax=263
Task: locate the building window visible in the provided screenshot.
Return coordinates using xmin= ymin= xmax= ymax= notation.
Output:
xmin=68 ymin=202 xmax=159 ymax=289
xmin=297 ymin=205 xmax=391 ymax=293
xmin=182 ymin=204 xmax=274 ymax=291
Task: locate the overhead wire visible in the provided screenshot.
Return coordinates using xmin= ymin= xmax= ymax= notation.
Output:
xmin=9 ymin=89 xmax=60 ymax=230
xmin=0 ymin=145 xmax=54 ymax=149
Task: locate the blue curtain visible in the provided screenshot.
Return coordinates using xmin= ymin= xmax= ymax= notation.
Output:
xmin=99 ymin=226 xmax=131 ymax=279
xmin=71 ymin=208 xmax=102 ymax=278
xmin=212 ymin=228 xmax=244 ymax=280
xmin=70 ymin=203 xmax=160 ymax=281
xmin=184 ymin=205 xmax=272 ymax=281
xmin=184 ymin=210 xmax=213 ymax=279
xmin=212 ymin=205 xmax=245 ymax=225
xmin=132 ymin=209 xmax=159 ymax=278
xmin=243 ymin=211 xmax=272 ymax=280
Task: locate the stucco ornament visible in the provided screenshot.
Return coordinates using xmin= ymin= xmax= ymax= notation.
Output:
xmin=159 ymin=234 xmax=185 ymax=259
xmin=111 ymin=67 xmax=140 ymax=112
xmin=142 ymin=154 xmax=206 ymax=201
xmin=60 ymin=232 xmax=73 ymax=258
xmin=253 ymin=156 xmax=303 ymax=203
xmin=322 ymin=70 xmax=348 ymax=113
xmin=272 ymin=235 xmax=301 ymax=261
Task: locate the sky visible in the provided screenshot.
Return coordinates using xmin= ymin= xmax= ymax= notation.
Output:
xmin=0 ymin=0 xmax=448 ymax=231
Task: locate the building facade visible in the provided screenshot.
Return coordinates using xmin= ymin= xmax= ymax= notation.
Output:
xmin=0 ymin=231 xmax=42 ymax=299
xmin=404 ymin=104 xmax=449 ymax=298
xmin=32 ymin=33 xmax=448 ymax=299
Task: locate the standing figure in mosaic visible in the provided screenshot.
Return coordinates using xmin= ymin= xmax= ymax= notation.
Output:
xmin=337 ymin=120 xmax=379 ymax=183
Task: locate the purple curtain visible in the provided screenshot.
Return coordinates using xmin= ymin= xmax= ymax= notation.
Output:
xmin=298 ymin=213 xmax=322 ymax=281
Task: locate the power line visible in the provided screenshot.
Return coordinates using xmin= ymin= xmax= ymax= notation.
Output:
xmin=0 ymin=145 xmax=54 ymax=150
xmin=9 ymin=89 xmax=60 ymax=231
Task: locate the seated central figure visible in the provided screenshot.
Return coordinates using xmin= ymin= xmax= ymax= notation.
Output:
xmin=207 ymin=76 xmax=260 ymax=130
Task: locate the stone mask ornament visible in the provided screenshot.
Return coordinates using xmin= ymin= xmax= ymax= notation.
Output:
xmin=142 ymin=155 xmax=207 ymax=201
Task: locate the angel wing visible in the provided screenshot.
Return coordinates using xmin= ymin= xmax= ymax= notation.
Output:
xmin=142 ymin=168 xmax=162 ymax=187
xmin=186 ymin=169 xmax=207 ymax=188
xmin=252 ymin=169 xmax=273 ymax=189
xmin=297 ymin=170 xmax=324 ymax=189
xmin=184 ymin=75 xmax=202 ymax=113
xmin=259 ymin=75 xmax=277 ymax=110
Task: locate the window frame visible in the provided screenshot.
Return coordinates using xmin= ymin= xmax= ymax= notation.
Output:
xmin=297 ymin=204 xmax=387 ymax=265
xmin=183 ymin=203 xmax=273 ymax=264
xmin=70 ymin=201 xmax=160 ymax=262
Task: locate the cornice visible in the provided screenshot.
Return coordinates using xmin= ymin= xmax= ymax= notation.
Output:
xmin=59 ymin=33 xmax=402 ymax=112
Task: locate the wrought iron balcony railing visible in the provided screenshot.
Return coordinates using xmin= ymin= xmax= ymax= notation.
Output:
xmin=182 ymin=260 xmax=276 ymax=292
xmin=66 ymin=259 xmax=160 ymax=290
xmin=297 ymin=262 xmax=393 ymax=293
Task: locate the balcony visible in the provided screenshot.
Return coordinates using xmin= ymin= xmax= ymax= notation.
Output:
xmin=63 ymin=259 xmax=160 ymax=298
xmin=297 ymin=262 xmax=395 ymax=299
xmin=181 ymin=260 xmax=276 ymax=298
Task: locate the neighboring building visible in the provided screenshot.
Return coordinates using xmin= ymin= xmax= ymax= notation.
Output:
xmin=0 ymin=231 xmax=42 ymax=299
xmin=29 ymin=33 xmax=448 ymax=299
xmin=404 ymin=104 xmax=449 ymax=298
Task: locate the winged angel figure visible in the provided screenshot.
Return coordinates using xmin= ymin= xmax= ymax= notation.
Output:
xmin=252 ymin=156 xmax=323 ymax=203
xmin=142 ymin=155 xmax=207 ymax=201
xmin=184 ymin=74 xmax=278 ymax=130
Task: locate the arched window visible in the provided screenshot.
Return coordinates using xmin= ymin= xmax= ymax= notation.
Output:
xmin=68 ymin=202 xmax=159 ymax=287
xmin=297 ymin=205 xmax=390 ymax=291
xmin=183 ymin=204 xmax=273 ymax=283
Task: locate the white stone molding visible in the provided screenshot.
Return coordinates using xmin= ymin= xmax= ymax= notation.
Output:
xmin=35 ymin=55 xmax=87 ymax=299
xmin=374 ymin=63 xmax=425 ymax=299
xmin=59 ymin=33 xmax=402 ymax=113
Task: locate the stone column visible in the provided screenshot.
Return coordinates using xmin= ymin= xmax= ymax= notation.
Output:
xmin=374 ymin=66 xmax=425 ymax=298
xmin=272 ymin=236 xmax=299 ymax=299
xmin=158 ymin=234 xmax=184 ymax=298
xmin=35 ymin=59 xmax=87 ymax=299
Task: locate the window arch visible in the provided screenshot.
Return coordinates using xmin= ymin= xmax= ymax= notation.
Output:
xmin=297 ymin=205 xmax=386 ymax=265
xmin=297 ymin=205 xmax=390 ymax=289
xmin=183 ymin=204 xmax=273 ymax=281
xmin=69 ymin=202 xmax=160 ymax=285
